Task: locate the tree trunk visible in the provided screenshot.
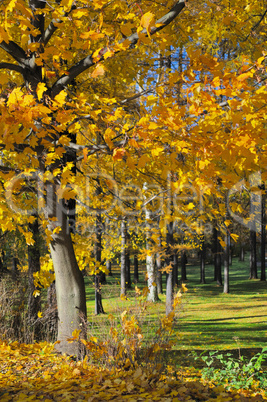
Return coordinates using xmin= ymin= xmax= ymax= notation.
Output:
xmin=27 ymin=216 xmax=42 ymax=341
xmin=165 ymin=222 xmax=174 ymax=315
xmin=106 ymin=260 xmax=112 ymax=276
xmin=145 ymin=203 xmax=159 ymax=302
xmin=260 ymin=185 xmax=266 ymax=281
xmin=239 ymin=246 xmax=245 ymax=262
xmin=250 ymin=229 xmax=257 ymax=279
xmin=133 ymin=255 xmax=139 ymax=283
xmin=126 ymin=247 xmax=132 ymax=289
xmin=155 ymin=252 xmax=163 ymax=294
xmin=213 ymin=228 xmax=222 ymax=285
xmin=181 ymin=251 xmax=187 ymax=282
xmin=166 ymin=266 xmax=173 ymax=315
xmin=12 ymin=257 xmax=19 ymax=281
xmin=200 ymin=237 xmax=206 ymax=284
xmin=173 ymin=251 xmax=179 ymax=287
xmin=94 ymin=212 xmax=105 ymax=315
xmin=223 ymin=231 xmax=230 ymax=293
xmin=121 ymin=218 xmax=127 ymax=297
xmin=47 ymin=183 xmax=87 ymax=357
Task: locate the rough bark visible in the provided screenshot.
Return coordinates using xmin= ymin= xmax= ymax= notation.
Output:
xmin=46 ymin=281 xmax=58 ymax=342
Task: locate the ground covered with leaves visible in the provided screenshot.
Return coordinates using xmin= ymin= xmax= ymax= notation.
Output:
xmin=0 ymin=340 xmax=266 ymax=402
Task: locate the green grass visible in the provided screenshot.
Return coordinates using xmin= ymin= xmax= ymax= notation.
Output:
xmin=84 ymin=256 xmax=267 ymax=357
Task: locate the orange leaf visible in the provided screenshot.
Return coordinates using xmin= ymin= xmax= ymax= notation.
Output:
xmin=83 ymin=148 xmax=88 ymax=162
xmin=113 ymin=148 xmax=126 ymax=161
xmin=91 ymin=64 xmax=105 ymax=78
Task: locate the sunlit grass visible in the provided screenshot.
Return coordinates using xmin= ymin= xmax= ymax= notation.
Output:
xmin=85 ymin=256 xmax=267 ymax=354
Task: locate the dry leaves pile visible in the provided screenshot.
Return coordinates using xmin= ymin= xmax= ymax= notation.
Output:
xmin=0 ymin=340 xmax=266 ymax=401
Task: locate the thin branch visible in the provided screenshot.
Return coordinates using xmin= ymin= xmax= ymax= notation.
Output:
xmin=0 ymin=62 xmax=24 ymax=74
xmin=41 ymin=4 xmax=77 ymax=46
xmin=51 ymin=1 xmax=187 ymax=96
xmin=245 ymin=8 xmax=267 ymax=40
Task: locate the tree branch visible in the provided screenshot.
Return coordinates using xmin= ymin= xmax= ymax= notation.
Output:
xmin=0 ymin=62 xmax=24 ymax=74
xmin=29 ymin=0 xmax=45 ymax=43
xmin=0 ymin=40 xmax=27 ymax=64
xmin=41 ymin=4 xmax=77 ymax=46
xmin=51 ymin=0 xmax=187 ymax=97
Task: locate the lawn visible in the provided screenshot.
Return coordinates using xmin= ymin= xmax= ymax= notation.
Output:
xmin=85 ymin=255 xmax=267 ymax=355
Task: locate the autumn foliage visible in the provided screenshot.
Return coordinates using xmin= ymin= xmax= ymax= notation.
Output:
xmin=0 ymin=0 xmax=267 ymax=399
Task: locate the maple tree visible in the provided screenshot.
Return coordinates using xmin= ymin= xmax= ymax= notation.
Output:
xmin=0 ymin=0 xmax=188 ymax=355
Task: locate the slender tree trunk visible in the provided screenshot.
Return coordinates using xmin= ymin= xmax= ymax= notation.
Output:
xmin=94 ymin=212 xmax=105 ymax=315
xmin=223 ymin=230 xmax=230 ymax=293
xmin=106 ymin=260 xmax=112 ymax=276
xmin=155 ymin=252 xmax=163 ymax=294
xmin=166 ymin=222 xmax=174 ymax=315
xmin=200 ymin=236 xmax=206 ymax=284
xmin=213 ymin=228 xmax=222 ymax=285
xmin=27 ymin=216 xmax=42 ymax=341
xmin=46 ymin=183 xmax=87 ymax=357
xmin=260 ymin=185 xmax=266 ymax=281
xmin=250 ymin=229 xmax=258 ymax=279
xmin=239 ymin=245 xmax=245 ymax=262
xmin=126 ymin=246 xmax=132 ymax=289
xmin=181 ymin=251 xmax=187 ymax=282
xmin=133 ymin=255 xmax=139 ymax=283
xmin=121 ymin=218 xmax=127 ymax=297
xmin=12 ymin=257 xmax=18 ymax=281
xmin=146 ymin=207 xmax=158 ymax=302
xmin=173 ymin=250 xmax=179 ymax=287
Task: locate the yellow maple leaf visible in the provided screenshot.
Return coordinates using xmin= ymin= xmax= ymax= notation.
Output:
xmin=54 ymin=90 xmax=67 ymax=107
xmin=140 ymin=11 xmax=155 ymax=37
xmin=36 ymin=82 xmax=47 ymax=101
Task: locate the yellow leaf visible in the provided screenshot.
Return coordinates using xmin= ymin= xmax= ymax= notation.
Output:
xmin=181 ymin=283 xmax=188 ymax=292
xmin=54 ymin=90 xmax=67 ymax=107
xmin=37 ymin=311 xmax=43 ymax=318
xmin=72 ymin=329 xmax=81 ymax=339
xmin=230 ymin=233 xmax=239 ymax=242
xmin=140 ymin=11 xmax=155 ymax=36
xmin=80 ymin=31 xmax=105 ymax=40
xmin=91 ymin=64 xmax=105 ymax=78
xmin=36 ymin=82 xmax=47 ymax=101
